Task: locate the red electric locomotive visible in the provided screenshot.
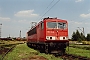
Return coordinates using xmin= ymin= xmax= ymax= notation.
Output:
xmin=27 ymin=17 xmax=69 ymax=54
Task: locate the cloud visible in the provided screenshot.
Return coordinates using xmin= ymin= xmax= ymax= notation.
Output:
xmin=14 ymin=10 xmax=39 ymax=18
xmin=69 ymin=20 xmax=81 ymax=24
xmin=0 ymin=17 xmax=11 ymax=21
xmin=69 ymin=20 xmax=83 ymax=25
xmin=88 ymin=9 xmax=90 ymax=12
xmin=80 ymin=13 xmax=90 ymax=18
xmin=75 ymin=0 xmax=84 ymax=2
xmin=18 ymin=19 xmax=30 ymax=24
xmin=85 ymin=22 xmax=90 ymax=25
xmin=74 ymin=21 xmax=82 ymax=24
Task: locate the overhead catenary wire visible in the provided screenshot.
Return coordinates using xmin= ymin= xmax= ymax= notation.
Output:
xmin=36 ymin=0 xmax=55 ymax=21
xmin=38 ymin=0 xmax=60 ymax=20
xmin=30 ymin=0 xmax=57 ymax=28
xmin=39 ymin=0 xmax=55 ymax=16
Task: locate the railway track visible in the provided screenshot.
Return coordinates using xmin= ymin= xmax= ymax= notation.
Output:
xmin=55 ymin=53 xmax=90 ymax=60
xmin=69 ymin=46 xmax=90 ymax=50
xmin=1 ymin=45 xmax=16 ymax=60
xmin=1 ymin=43 xmax=89 ymax=60
xmin=0 ymin=43 xmax=25 ymax=60
xmin=35 ymin=46 xmax=90 ymax=60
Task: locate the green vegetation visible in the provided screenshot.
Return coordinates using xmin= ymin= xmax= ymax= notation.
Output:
xmin=4 ymin=44 xmax=62 ymax=60
xmin=66 ymin=47 xmax=90 ymax=58
xmin=69 ymin=44 xmax=90 ymax=52
xmin=0 ymin=55 xmax=2 ymax=60
xmin=2 ymin=41 xmax=90 ymax=60
xmin=86 ymin=34 xmax=90 ymax=41
xmin=70 ymin=44 xmax=90 ymax=48
xmin=71 ymin=30 xmax=90 ymax=42
xmin=0 ymin=40 xmax=25 ymax=45
xmin=71 ymin=30 xmax=85 ymax=42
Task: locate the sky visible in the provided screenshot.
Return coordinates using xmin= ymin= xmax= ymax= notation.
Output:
xmin=0 ymin=0 xmax=90 ymax=38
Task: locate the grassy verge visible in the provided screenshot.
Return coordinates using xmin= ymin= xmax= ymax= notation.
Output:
xmin=0 ymin=55 xmax=2 ymax=60
xmin=66 ymin=47 xmax=90 ymax=58
xmin=69 ymin=44 xmax=90 ymax=50
xmin=0 ymin=40 xmax=25 ymax=46
xmin=4 ymin=43 xmax=62 ymax=60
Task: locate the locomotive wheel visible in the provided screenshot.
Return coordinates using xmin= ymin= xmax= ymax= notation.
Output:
xmin=45 ymin=44 xmax=49 ymax=54
xmin=27 ymin=43 xmax=30 ymax=47
xmin=27 ymin=43 xmax=31 ymax=48
xmin=59 ymin=49 xmax=65 ymax=55
xmin=45 ymin=49 xmax=49 ymax=54
xmin=62 ymin=48 xmax=65 ymax=54
xmin=40 ymin=45 xmax=45 ymax=53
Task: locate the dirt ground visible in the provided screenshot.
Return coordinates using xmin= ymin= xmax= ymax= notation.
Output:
xmin=0 ymin=47 xmax=9 ymax=54
xmin=21 ymin=55 xmax=48 ymax=60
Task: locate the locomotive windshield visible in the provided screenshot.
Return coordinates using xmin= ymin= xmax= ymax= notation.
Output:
xmin=47 ymin=22 xmax=67 ymax=29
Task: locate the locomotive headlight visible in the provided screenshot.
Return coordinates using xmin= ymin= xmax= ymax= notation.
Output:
xmin=46 ymin=36 xmax=55 ymax=40
xmin=46 ymin=36 xmax=49 ymax=40
xmin=60 ymin=36 xmax=68 ymax=40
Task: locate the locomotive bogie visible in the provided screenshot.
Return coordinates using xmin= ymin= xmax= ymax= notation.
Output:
xmin=27 ymin=42 xmax=68 ymax=55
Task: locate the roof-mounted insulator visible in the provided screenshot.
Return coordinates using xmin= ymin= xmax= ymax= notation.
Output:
xmin=43 ymin=17 xmax=49 ymax=20
xmin=43 ymin=17 xmax=57 ymax=20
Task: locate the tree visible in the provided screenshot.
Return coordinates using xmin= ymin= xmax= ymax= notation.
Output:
xmin=71 ymin=32 xmax=77 ymax=41
xmin=86 ymin=34 xmax=90 ymax=41
xmin=80 ymin=32 xmax=85 ymax=41
xmin=71 ymin=30 xmax=85 ymax=42
xmin=76 ymin=30 xmax=81 ymax=41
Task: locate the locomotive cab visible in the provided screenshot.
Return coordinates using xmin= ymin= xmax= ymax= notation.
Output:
xmin=46 ymin=19 xmax=68 ymax=41
xmin=44 ymin=18 xmax=69 ymax=54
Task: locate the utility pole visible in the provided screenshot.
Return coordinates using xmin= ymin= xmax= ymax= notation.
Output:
xmin=31 ymin=22 xmax=37 ymax=28
xmin=82 ymin=27 xmax=84 ymax=35
xmin=77 ymin=27 xmax=85 ymax=35
xmin=0 ymin=23 xmax=2 ymax=38
xmin=20 ymin=30 xmax=21 ymax=38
